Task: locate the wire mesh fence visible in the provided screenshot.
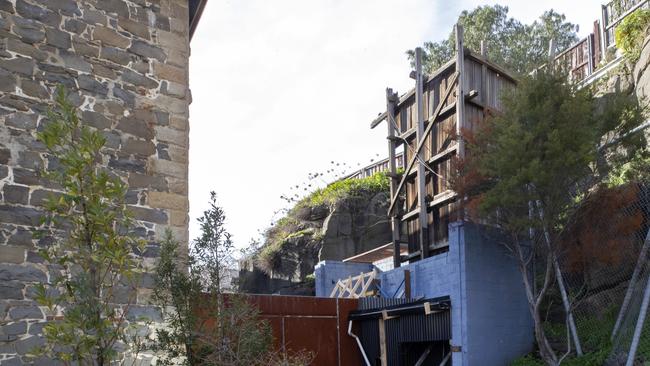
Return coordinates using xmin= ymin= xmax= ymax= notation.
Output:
xmin=547 ymin=183 xmax=650 ymax=364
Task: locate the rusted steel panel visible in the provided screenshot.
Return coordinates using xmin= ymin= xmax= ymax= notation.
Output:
xmin=284 ymin=317 xmax=339 ymax=364
xmin=198 ymin=294 xmax=360 ymax=366
xmin=251 ymin=294 xmax=339 ymax=316
xmin=337 ymin=298 xmax=363 ymax=366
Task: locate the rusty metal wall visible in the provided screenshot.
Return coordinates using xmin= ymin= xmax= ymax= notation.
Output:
xmin=245 ymin=295 xmax=360 ymax=366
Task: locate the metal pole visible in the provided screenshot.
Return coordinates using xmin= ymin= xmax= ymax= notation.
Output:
xmin=535 ymin=201 xmax=583 ymax=356
xmin=625 ymin=270 xmax=650 ymax=366
xmin=415 ymin=47 xmax=429 ymax=260
xmin=613 ymin=227 xmax=650 ymax=339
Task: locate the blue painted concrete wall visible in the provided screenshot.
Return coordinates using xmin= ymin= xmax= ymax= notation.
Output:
xmin=315 ymin=260 xmax=374 ymax=297
xmin=460 ymin=222 xmax=534 ymax=365
xmin=316 ymin=222 xmax=534 ymax=365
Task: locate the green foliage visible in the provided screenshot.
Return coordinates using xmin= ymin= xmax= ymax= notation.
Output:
xmin=466 ymin=71 xmax=645 ymax=234
xmin=33 ymin=86 xmax=146 ymax=365
xmin=193 ymin=191 xmax=235 ymax=292
xmin=608 ymin=152 xmax=650 ymax=186
xmin=511 ymin=350 xmax=611 ymax=366
xmin=151 ymin=230 xmax=204 ymax=365
xmin=460 ymin=71 xmax=646 ymax=365
xmin=615 ymin=8 xmax=650 ymax=61
xmin=152 ymin=231 xmax=279 ymax=365
xmin=511 ymin=354 xmax=545 ymax=366
xmin=152 ymin=196 xmax=312 ymax=365
xmin=409 ymin=5 xmax=578 ymax=75
xmin=298 ymin=171 xmax=390 ymax=208
xmin=513 ymin=310 xmax=614 ymax=365
xmin=256 ymin=172 xmax=390 ymax=273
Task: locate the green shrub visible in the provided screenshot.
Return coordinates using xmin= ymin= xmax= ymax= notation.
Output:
xmin=297 ymin=171 xmax=390 ymax=208
xmin=256 ymin=172 xmax=390 ymax=273
xmin=615 ymin=8 xmax=650 ymax=61
xmin=511 ymin=354 xmax=544 ymax=366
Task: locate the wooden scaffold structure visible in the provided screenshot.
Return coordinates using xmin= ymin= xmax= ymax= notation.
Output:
xmin=370 ymin=25 xmax=516 ymax=267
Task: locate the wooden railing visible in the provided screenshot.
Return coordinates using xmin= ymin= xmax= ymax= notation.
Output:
xmin=345 ymin=152 xmax=404 ymax=180
xmin=554 ymin=35 xmax=596 ymax=82
xmin=545 ymin=0 xmax=648 ymax=84
xmin=602 ymin=0 xmax=649 ymax=49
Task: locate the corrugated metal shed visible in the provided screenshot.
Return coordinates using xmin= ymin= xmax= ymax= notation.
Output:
xmin=350 ymin=297 xmax=451 ymax=366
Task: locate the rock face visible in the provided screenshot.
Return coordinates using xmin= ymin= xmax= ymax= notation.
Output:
xmin=0 ymin=0 xmax=192 ymax=363
xmin=634 ymin=33 xmax=650 ymax=99
xmin=319 ymin=192 xmax=392 ymax=260
xmin=239 ymin=191 xmax=392 ymax=295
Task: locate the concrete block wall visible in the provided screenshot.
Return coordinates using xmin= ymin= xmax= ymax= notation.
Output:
xmin=319 ymin=222 xmax=534 ymax=365
xmin=315 ymin=260 xmax=373 ymax=297
xmin=0 ymin=0 xmax=192 ymax=363
xmin=461 ymin=223 xmax=534 ymax=365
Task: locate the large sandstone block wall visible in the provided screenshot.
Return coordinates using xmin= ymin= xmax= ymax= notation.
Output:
xmin=0 ymin=0 xmax=191 ymax=363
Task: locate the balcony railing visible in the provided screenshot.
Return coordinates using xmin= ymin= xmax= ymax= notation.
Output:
xmin=546 ymin=0 xmax=648 ymax=84
xmin=602 ymin=0 xmax=649 ymax=49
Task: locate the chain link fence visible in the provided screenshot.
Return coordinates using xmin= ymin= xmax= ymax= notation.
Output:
xmin=545 ymin=183 xmax=650 ymax=364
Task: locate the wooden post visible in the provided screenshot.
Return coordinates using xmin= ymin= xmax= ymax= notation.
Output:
xmin=455 ymin=25 xmax=466 ymax=160
xmin=480 ymin=40 xmax=488 ymax=108
xmin=386 ymin=88 xmax=402 ymax=268
xmin=414 ymin=47 xmax=429 ymax=260
xmin=378 ymin=318 xmax=388 ymax=366
xmin=602 ymin=5 xmax=609 ymax=50
xmin=455 ymin=25 xmax=467 ymax=223
xmin=587 ymin=35 xmax=594 ymax=76
xmin=387 ymin=73 xmax=459 ymax=216
xmin=593 ymin=20 xmax=602 ymax=67
xmin=404 ymin=269 xmax=411 ymax=299
xmin=548 ymin=38 xmax=557 ymax=65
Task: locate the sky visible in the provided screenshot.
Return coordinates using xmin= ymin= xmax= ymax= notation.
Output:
xmin=187 ymin=0 xmax=601 ymax=251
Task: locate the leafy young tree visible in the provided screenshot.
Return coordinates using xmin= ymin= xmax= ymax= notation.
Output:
xmin=152 ymin=194 xmax=311 ymax=365
xmin=33 ymin=86 xmax=146 ymax=365
xmin=153 ymin=231 xmax=278 ymax=366
xmin=408 ymin=5 xmax=578 ymax=75
xmin=151 ymin=230 xmax=204 ymax=365
xmin=454 ymin=71 xmax=646 ymax=365
xmin=193 ymin=191 xmax=235 ymax=292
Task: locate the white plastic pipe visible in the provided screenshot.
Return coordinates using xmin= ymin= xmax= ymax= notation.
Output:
xmin=348 ymin=320 xmax=371 ymax=366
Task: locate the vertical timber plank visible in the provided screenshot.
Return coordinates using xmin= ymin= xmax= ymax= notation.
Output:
xmin=379 ymin=318 xmax=388 ymax=366
xmin=386 ymin=88 xmax=402 ymax=268
xmin=455 ymin=25 xmax=466 ymax=159
xmin=415 ymin=47 xmax=430 ymax=260
xmin=480 ymin=40 xmax=488 ymax=110
xmin=404 ymin=269 xmax=411 ymax=299
xmin=455 ymin=25 xmax=466 ymax=223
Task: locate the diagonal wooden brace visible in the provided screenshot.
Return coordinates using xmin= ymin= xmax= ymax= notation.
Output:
xmin=387 ymin=71 xmax=460 ymax=216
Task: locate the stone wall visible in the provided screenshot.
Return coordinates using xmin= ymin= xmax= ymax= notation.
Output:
xmin=0 ymin=0 xmax=191 ymax=364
